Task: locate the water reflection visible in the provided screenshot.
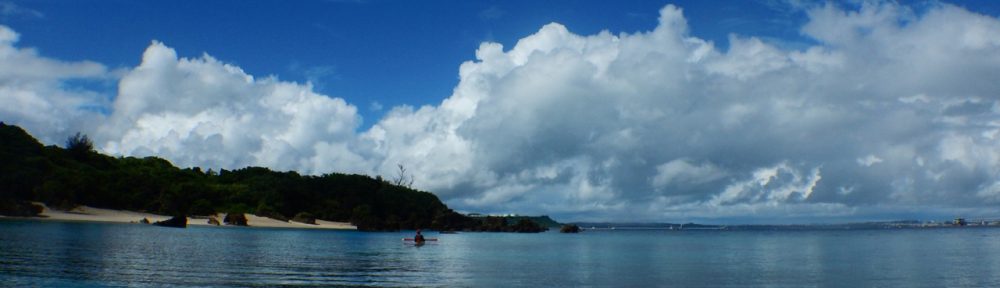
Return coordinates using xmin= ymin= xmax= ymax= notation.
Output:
xmin=3 ymin=220 xmax=1000 ymax=287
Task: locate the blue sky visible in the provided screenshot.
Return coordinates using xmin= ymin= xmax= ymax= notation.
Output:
xmin=8 ymin=0 xmax=995 ymax=124
xmin=4 ymin=0 xmax=1000 ymax=223
xmin=3 ymin=0 xmax=827 ymax=125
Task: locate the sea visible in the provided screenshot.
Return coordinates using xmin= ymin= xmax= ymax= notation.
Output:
xmin=2 ymin=219 xmax=999 ymax=287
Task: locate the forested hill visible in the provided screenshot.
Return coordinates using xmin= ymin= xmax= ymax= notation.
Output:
xmin=0 ymin=122 xmax=483 ymax=231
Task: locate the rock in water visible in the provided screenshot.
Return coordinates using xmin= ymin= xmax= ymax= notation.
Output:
xmin=560 ymin=224 xmax=581 ymax=233
xmin=139 ymin=217 xmax=150 ymax=224
xmin=153 ymin=216 xmax=187 ymax=228
xmin=224 ymin=213 xmax=248 ymax=226
xmin=207 ymin=216 xmax=220 ymax=225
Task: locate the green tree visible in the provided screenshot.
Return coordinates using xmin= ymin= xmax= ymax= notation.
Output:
xmin=189 ymin=199 xmax=215 ymax=216
xmin=351 ymin=205 xmax=380 ymax=231
xmin=66 ymin=132 xmax=93 ymax=161
xmin=1 ymin=123 xmax=487 ymax=232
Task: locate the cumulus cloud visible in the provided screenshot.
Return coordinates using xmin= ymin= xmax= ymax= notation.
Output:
xmin=652 ymin=159 xmax=726 ymax=188
xmin=369 ymin=2 xmax=1000 ymax=221
xmin=4 ymin=2 xmax=1000 ymax=222
xmin=99 ymin=42 xmax=367 ymax=174
xmin=0 ymin=25 xmax=108 ymax=144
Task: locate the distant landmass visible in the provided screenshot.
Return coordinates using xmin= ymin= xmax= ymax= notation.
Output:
xmin=574 ymin=222 xmax=723 ymax=230
xmin=0 ymin=122 xmax=548 ymax=232
xmin=573 ymin=219 xmax=995 ymax=230
xmin=467 ymin=214 xmax=562 ymax=228
xmin=509 ymin=215 xmax=561 ymax=228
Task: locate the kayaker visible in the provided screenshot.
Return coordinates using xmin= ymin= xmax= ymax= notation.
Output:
xmin=414 ymin=229 xmax=425 ymax=243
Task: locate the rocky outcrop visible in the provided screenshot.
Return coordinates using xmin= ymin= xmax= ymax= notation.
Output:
xmin=560 ymin=224 xmax=581 ymax=233
xmin=0 ymin=200 xmax=43 ymax=217
xmin=207 ymin=216 xmax=220 ymax=225
xmin=511 ymin=219 xmax=547 ymax=233
xmin=153 ymin=215 xmax=187 ymax=228
xmin=292 ymin=212 xmax=317 ymax=225
xmin=224 ymin=213 xmax=248 ymax=226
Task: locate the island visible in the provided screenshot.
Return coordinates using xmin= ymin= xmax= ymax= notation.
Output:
xmin=0 ymin=122 xmax=551 ymax=232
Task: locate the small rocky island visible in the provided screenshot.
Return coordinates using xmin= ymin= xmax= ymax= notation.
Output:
xmin=560 ymin=224 xmax=581 ymax=233
xmin=224 ymin=213 xmax=249 ymax=226
xmin=153 ymin=215 xmax=187 ymax=228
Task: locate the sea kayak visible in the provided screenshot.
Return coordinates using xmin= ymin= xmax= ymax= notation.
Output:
xmin=402 ymin=238 xmax=438 ymax=241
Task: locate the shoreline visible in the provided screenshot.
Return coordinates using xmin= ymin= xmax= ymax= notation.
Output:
xmin=3 ymin=203 xmax=355 ymax=230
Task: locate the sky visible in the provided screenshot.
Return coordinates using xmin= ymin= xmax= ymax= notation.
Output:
xmin=2 ymin=0 xmax=1000 ymax=223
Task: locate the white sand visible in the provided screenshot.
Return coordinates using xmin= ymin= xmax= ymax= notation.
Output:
xmin=238 ymin=213 xmax=356 ymax=230
xmin=32 ymin=203 xmax=355 ymax=230
xmin=39 ymin=204 xmax=174 ymax=224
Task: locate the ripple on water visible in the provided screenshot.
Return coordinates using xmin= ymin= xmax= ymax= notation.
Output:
xmin=3 ymin=221 xmax=1000 ymax=287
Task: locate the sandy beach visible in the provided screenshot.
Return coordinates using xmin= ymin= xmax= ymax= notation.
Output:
xmin=26 ymin=203 xmax=355 ymax=230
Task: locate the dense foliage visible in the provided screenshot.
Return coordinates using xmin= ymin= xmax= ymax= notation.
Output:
xmin=0 ymin=123 xmax=553 ymax=232
xmin=504 ymin=215 xmax=560 ymax=228
xmin=0 ymin=122 xmax=487 ymax=231
xmin=465 ymin=216 xmax=548 ymax=233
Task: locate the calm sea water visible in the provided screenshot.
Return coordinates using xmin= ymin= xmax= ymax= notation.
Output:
xmin=2 ymin=220 xmax=999 ymax=287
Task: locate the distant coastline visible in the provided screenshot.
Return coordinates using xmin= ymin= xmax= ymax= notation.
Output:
xmin=573 ymin=219 xmax=1000 ymax=231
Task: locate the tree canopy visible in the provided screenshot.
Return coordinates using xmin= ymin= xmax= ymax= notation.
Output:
xmin=0 ymin=122 xmax=548 ymax=232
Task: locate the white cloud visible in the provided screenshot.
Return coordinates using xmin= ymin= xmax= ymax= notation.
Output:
xmin=0 ymin=25 xmax=108 ymax=144
xmin=4 ymin=2 xmax=1000 ymax=222
xmin=706 ymin=35 xmax=790 ymax=80
xmin=368 ymin=101 xmax=383 ymax=112
xmin=652 ymin=159 xmax=726 ymax=188
xmin=371 ymin=2 xmax=1000 ymax=220
xmin=99 ymin=41 xmax=366 ymax=174
xmin=856 ymin=155 xmax=883 ymax=167
xmin=709 ymin=163 xmax=821 ymax=206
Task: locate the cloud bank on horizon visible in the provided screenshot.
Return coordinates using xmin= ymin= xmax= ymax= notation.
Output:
xmin=3 ymin=2 xmax=1000 ymax=222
